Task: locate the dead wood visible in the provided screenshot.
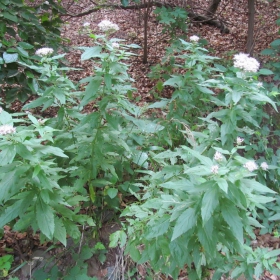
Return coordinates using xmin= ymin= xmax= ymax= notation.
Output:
xmin=63 ymin=1 xmax=229 ymax=33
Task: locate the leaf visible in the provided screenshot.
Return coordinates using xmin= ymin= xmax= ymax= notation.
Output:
xmin=0 ymin=170 xmax=17 ymax=203
xmin=37 ymin=145 xmax=68 ymax=158
xmin=3 ymin=52 xmax=18 ymax=63
xmin=107 ymin=188 xmax=118 ymax=199
xmin=197 ymin=86 xmax=214 ymax=95
xmin=221 ymin=202 xmax=243 ymax=244
xmin=54 ymin=217 xmax=67 ymax=246
xmin=0 ymin=145 xmax=16 ymax=165
xmin=148 ymin=99 xmax=169 ymax=109
xmin=181 ymin=146 xmax=212 ymax=166
xmin=241 ymin=179 xmax=276 ymax=194
xmin=36 ymin=197 xmax=55 ymax=239
xmin=3 ymin=11 xmax=18 ymax=22
xmin=18 ymin=42 xmax=34 ymax=49
xmin=271 ymin=39 xmax=280 ymax=47
xmin=259 ymin=68 xmax=274 ymax=75
xmin=80 ymin=78 xmax=102 ymax=106
xmin=132 ymin=150 xmax=148 ymax=168
xmin=201 ymin=187 xmax=219 ymax=222
xmin=0 ymin=192 xmax=34 ymax=228
xmin=172 ymin=208 xmax=196 ymax=241
xmin=81 ymin=46 xmax=102 ymax=61
xmin=216 ymin=178 xmax=228 ymax=193
xmin=264 ymin=249 xmax=280 ymax=259
xmin=146 ymin=215 xmax=170 ymax=239
xmin=109 ymin=230 xmax=127 ymax=248
xmin=163 ymin=75 xmax=184 ymax=88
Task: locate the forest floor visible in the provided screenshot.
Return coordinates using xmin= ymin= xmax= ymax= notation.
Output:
xmin=3 ymin=0 xmax=280 ymax=279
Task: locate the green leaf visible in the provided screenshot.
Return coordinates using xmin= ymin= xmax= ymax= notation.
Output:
xmin=271 ymin=39 xmax=280 ymax=47
xmin=18 ymin=42 xmax=34 ymax=49
xmin=216 ymin=178 xmax=228 ymax=193
xmin=221 ymin=202 xmax=243 ymax=244
xmin=163 ymin=75 xmax=183 ymax=88
xmin=54 ymin=217 xmax=67 ymax=246
xmin=3 ymin=11 xmax=18 ymax=22
xmin=81 ymin=46 xmax=102 ymax=61
xmin=121 ymin=0 xmax=129 ymax=7
xmin=181 ymin=146 xmax=212 ymax=166
xmin=259 ymin=68 xmax=274 ymax=75
xmin=241 ymin=179 xmax=276 ymax=194
xmin=264 ymin=249 xmax=280 ymax=259
xmin=3 ymin=52 xmax=18 ymax=63
xmin=201 ymin=187 xmax=219 ymax=222
xmin=80 ymin=78 xmax=102 ymax=106
xmin=172 ymin=208 xmax=196 ymax=241
xmin=0 ymin=145 xmax=16 ymax=165
xmin=36 ymin=197 xmax=55 ymax=239
xmin=107 ymin=188 xmax=118 ymax=199
xmin=0 ymin=170 xmax=17 ymax=203
xmin=22 ymin=96 xmax=48 ymax=110
xmin=109 ymin=230 xmax=127 ymax=248
xmin=16 ymin=46 xmax=29 ymax=58
xmin=36 ymin=145 xmax=68 ymax=158
xmin=0 ymin=191 xmax=34 ymax=228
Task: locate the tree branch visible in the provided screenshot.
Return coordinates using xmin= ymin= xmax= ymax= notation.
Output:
xmin=63 ymin=1 xmax=229 ymax=33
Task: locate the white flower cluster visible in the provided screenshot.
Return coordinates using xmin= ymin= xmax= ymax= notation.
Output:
xmin=83 ymin=22 xmax=90 ymax=27
xmin=260 ymin=162 xmax=268 ymax=171
xmin=44 ymin=1 xmax=49 ymax=4
xmin=236 ymin=137 xmax=244 ymax=145
xmin=190 ymin=35 xmax=199 ymax=42
xmin=214 ymin=151 xmax=223 ymax=161
xmin=233 ymin=53 xmax=260 ymax=73
xmin=257 ymin=82 xmax=263 ymax=88
xmin=211 ymin=165 xmax=219 ymax=174
xmin=38 ymin=119 xmax=46 ymax=125
xmin=35 ymin=47 xmax=54 ymax=56
xmin=244 ymin=161 xmax=258 ymax=172
xmin=112 ymin=42 xmax=120 ymax=49
xmin=98 ymin=20 xmax=119 ymax=33
xmin=0 ymin=124 xmax=16 ymax=135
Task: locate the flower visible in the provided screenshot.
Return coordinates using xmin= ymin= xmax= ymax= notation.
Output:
xmin=38 ymin=119 xmax=46 ymax=125
xmin=257 ymin=82 xmax=263 ymax=88
xmin=236 ymin=137 xmax=244 ymax=145
xmin=35 ymin=47 xmax=54 ymax=56
xmin=211 ymin=165 xmax=219 ymax=174
xmin=83 ymin=22 xmax=90 ymax=27
xmin=0 ymin=107 xmax=3 ymax=114
xmin=0 ymin=124 xmax=16 ymax=135
xmin=190 ymin=35 xmax=199 ymax=42
xmin=233 ymin=53 xmax=260 ymax=73
xmin=214 ymin=151 xmax=223 ymax=161
xmin=44 ymin=1 xmax=49 ymax=4
xmin=112 ymin=42 xmax=120 ymax=48
xmin=260 ymin=162 xmax=269 ymax=171
xmin=244 ymin=161 xmax=258 ymax=172
xmin=98 ymin=20 xmax=119 ymax=33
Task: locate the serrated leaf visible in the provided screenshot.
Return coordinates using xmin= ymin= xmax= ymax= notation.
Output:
xmin=81 ymin=46 xmax=102 ymax=61
xmin=172 ymin=208 xmax=196 ymax=241
xmin=54 ymin=217 xmax=67 ymax=246
xmin=80 ymin=78 xmax=102 ymax=106
xmin=163 ymin=75 xmax=183 ymax=88
xmin=0 ymin=145 xmax=16 ymax=165
xmin=241 ymin=179 xmax=276 ymax=194
xmin=216 ymin=178 xmax=228 ymax=193
xmin=201 ymin=187 xmax=219 ymax=222
xmin=36 ymin=197 xmax=55 ymax=239
xmin=221 ymin=202 xmax=243 ymax=244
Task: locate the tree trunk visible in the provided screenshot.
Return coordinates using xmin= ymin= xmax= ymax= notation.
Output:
xmin=246 ymin=0 xmax=255 ymax=55
xmin=206 ymin=0 xmax=222 ymax=17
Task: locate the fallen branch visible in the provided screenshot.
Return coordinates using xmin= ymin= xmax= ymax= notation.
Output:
xmin=63 ymin=1 xmax=229 ymax=33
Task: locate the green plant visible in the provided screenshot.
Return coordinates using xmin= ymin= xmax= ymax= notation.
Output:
xmin=0 ymin=0 xmax=64 ymax=103
xmin=0 ymin=254 xmax=14 ymax=277
xmin=154 ymin=7 xmax=188 ymax=39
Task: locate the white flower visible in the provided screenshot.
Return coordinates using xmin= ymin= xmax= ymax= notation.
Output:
xmin=35 ymin=47 xmax=54 ymax=56
xmin=260 ymin=162 xmax=269 ymax=171
xmin=112 ymin=42 xmax=120 ymax=48
xmin=211 ymin=165 xmax=219 ymax=174
xmin=190 ymin=35 xmax=199 ymax=42
xmin=0 ymin=107 xmax=3 ymax=114
xmin=98 ymin=20 xmax=119 ymax=33
xmin=244 ymin=161 xmax=258 ymax=172
xmin=257 ymin=82 xmax=263 ymax=88
xmin=214 ymin=151 xmax=223 ymax=161
xmin=38 ymin=119 xmax=46 ymax=125
xmin=236 ymin=137 xmax=244 ymax=145
xmin=83 ymin=22 xmax=90 ymax=27
xmin=0 ymin=124 xmax=16 ymax=135
xmin=233 ymin=53 xmax=260 ymax=73
xmin=44 ymin=1 xmax=49 ymax=4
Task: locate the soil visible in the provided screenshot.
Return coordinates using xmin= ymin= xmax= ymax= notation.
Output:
xmin=2 ymin=0 xmax=280 ymax=279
